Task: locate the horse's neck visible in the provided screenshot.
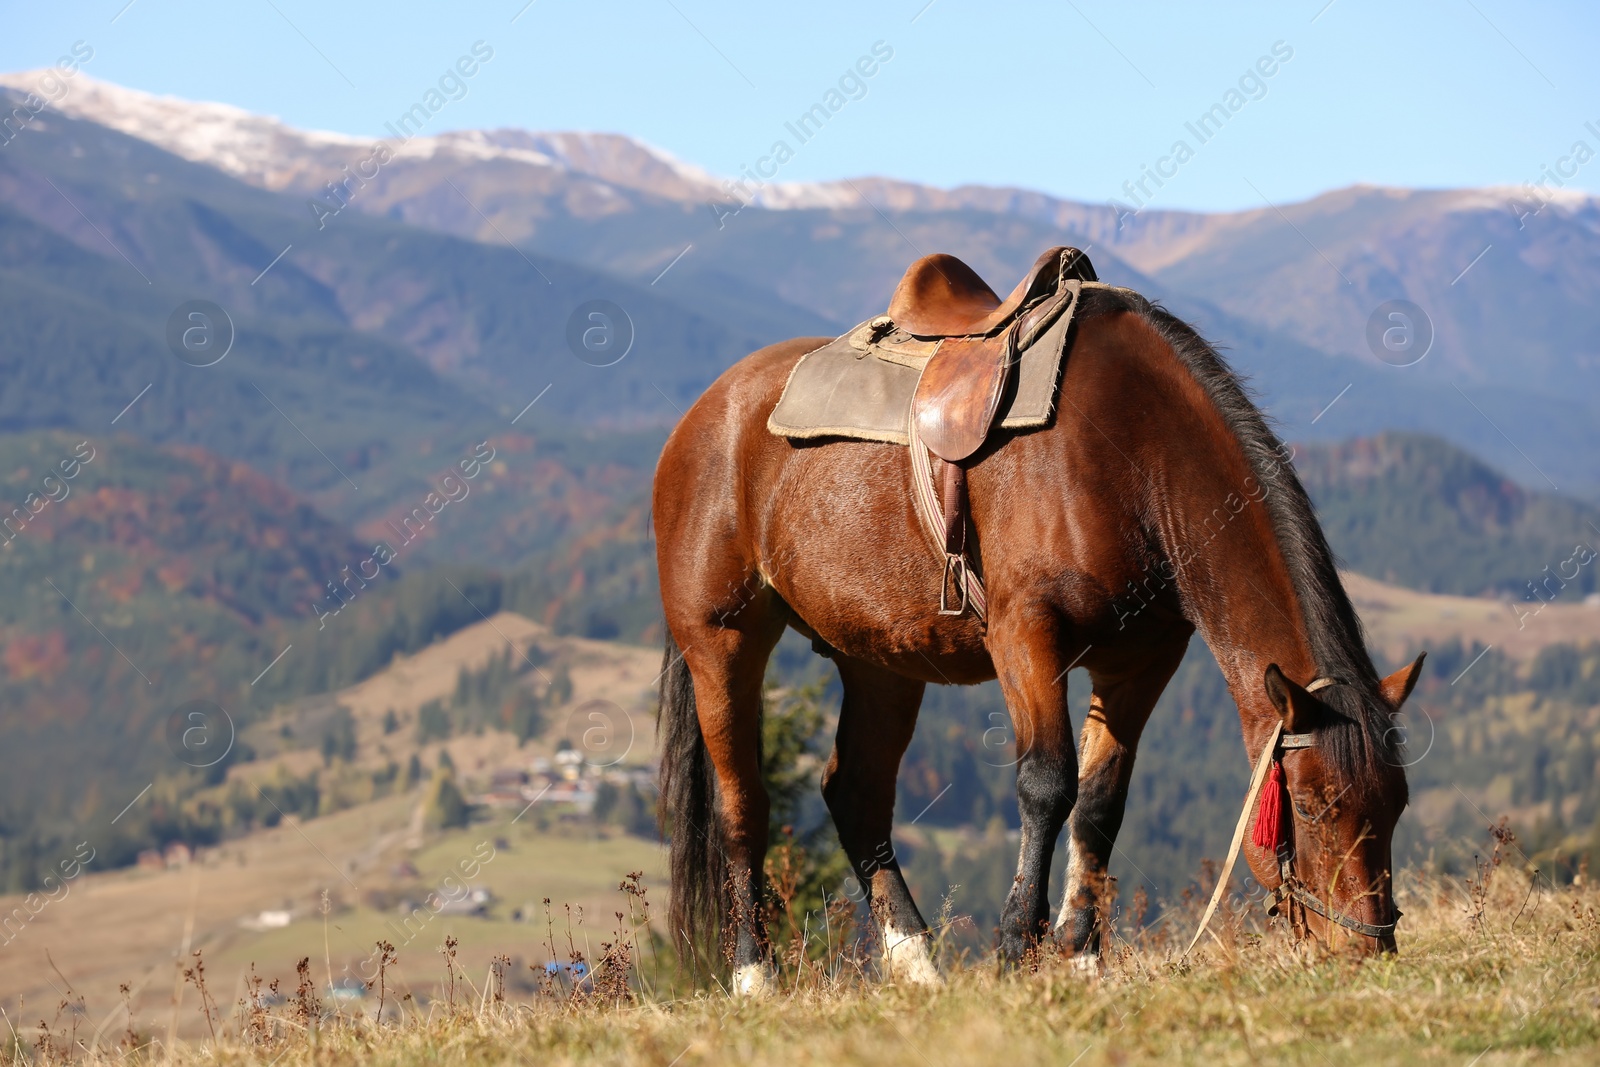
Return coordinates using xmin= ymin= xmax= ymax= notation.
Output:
xmin=1152 ymin=433 xmax=1320 ymax=742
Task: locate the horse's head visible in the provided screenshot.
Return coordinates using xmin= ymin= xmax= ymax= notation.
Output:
xmin=1246 ymin=655 xmax=1424 ymax=954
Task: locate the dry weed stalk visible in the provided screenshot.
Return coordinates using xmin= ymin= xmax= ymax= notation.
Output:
xmin=369 ymin=941 xmax=397 ymax=1025
xmin=179 ymin=950 xmax=218 ymax=1043
xmin=240 ymin=963 xmax=278 ymax=1047
xmin=318 ymin=888 xmax=335 ymax=1024
xmin=619 ymin=870 xmax=660 ymax=992
xmin=291 ymin=957 xmax=322 ymax=1029
xmin=31 ymin=1000 xmax=70 ymax=1067
xmin=488 ymin=954 xmax=511 ymax=1012
xmin=1465 ymin=817 xmax=1516 ymax=929
xmin=440 ymin=935 xmax=460 ymax=1017
xmin=117 ymin=983 xmax=138 ymax=1054
xmin=585 ymin=918 xmax=634 ymax=1008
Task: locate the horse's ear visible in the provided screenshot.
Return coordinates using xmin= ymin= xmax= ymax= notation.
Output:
xmin=1379 ymin=653 xmax=1426 ymax=708
xmin=1264 ymin=664 xmax=1315 ymax=733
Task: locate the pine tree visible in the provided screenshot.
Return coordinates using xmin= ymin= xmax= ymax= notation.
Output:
xmin=422 ymin=767 xmax=469 ymax=830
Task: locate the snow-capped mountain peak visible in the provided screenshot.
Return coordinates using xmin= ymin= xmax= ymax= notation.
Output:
xmin=0 ymin=71 xmax=729 ymax=202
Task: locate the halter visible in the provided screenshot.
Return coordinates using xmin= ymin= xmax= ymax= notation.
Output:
xmin=1184 ymin=676 xmax=1400 ymax=955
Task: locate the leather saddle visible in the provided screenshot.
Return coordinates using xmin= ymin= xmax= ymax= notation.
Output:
xmin=895 ymin=245 xmax=1096 ymax=461
xmin=883 ymin=245 xmax=1097 ymax=616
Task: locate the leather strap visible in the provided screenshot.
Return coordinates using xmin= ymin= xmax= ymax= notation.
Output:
xmin=908 ymin=417 xmax=987 ymax=619
xmin=1272 ymin=883 xmax=1400 ymax=940
xmin=939 ymin=461 xmax=968 ymax=556
xmin=936 ymin=461 xmax=973 ymax=616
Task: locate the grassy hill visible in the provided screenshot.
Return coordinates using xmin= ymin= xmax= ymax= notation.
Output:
xmin=0 ymin=794 xmax=667 ymax=1039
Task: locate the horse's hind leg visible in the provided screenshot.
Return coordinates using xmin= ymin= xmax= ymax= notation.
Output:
xmin=822 ymin=657 xmax=938 ymax=984
xmin=677 ymin=599 xmax=787 ymax=994
xmin=1057 ymin=634 xmax=1189 ymax=956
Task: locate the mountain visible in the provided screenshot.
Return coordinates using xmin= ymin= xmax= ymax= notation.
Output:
xmin=1112 ymin=185 xmax=1600 ymax=390
xmin=0 ymin=72 xmax=841 ymax=345
xmin=0 ymin=80 xmax=793 ymax=529
xmin=31 ymin=72 xmax=1596 ymax=387
xmin=14 ymin=73 xmax=1593 ymax=491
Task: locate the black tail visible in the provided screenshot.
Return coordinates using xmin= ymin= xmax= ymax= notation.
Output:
xmin=657 ymin=628 xmax=722 ymax=960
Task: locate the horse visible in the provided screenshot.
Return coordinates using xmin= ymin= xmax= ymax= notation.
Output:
xmin=652 ymin=280 xmax=1420 ymax=994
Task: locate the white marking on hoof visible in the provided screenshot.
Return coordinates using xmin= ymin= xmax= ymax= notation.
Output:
xmin=882 ymin=924 xmax=942 ymax=987
xmin=733 ymin=962 xmax=776 ymax=998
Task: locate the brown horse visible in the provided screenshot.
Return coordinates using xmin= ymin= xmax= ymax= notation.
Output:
xmin=653 ymin=281 xmax=1420 ymax=993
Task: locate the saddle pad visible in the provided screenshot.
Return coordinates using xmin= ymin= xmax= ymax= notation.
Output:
xmin=767 ymin=286 xmax=1078 ymax=446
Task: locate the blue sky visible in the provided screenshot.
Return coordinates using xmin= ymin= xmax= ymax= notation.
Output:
xmin=3 ymin=0 xmax=1596 ymax=212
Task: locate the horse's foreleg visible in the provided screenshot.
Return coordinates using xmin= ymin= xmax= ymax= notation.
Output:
xmin=821 ymin=658 xmax=936 ymax=984
xmin=1057 ymin=635 xmax=1189 ymax=956
xmin=991 ymin=609 xmax=1080 ymax=964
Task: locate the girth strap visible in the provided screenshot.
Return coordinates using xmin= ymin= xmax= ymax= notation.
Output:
xmin=908 ymin=417 xmax=987 ymax=619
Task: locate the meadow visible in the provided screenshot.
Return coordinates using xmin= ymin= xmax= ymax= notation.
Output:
xmin=13 ymin=825 xmax=1598 ymax=1067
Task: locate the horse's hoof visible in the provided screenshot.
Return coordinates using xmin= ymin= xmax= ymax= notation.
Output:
xmin=732 ymin=962 xmax=777 ymax=998
xmin=882 ymin=924 xmax=942 ymax=987
xmin=995 ymin=934 xmax=1033 ymax=969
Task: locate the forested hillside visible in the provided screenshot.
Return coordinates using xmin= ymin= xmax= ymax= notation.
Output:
xmin=1297 ymin=432 xmax=1600 ymax=597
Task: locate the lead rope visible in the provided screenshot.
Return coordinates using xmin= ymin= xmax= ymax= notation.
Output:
xmin=1183 ymin=677 xmax=1342 ymax=957
xmin=1184 ymin=721 xmax=1283 ymax=957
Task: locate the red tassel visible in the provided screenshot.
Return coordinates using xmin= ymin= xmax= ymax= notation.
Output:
xmin=1252 ymin=760 xmax=1286 ymax=852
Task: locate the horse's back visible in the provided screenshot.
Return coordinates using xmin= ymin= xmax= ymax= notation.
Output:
xmin=653 ymin=336 xmax=826 ymax=520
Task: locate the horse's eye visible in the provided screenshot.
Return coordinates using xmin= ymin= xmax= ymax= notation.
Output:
xmin=1292 ymin=799 xmax=1314 ymax=821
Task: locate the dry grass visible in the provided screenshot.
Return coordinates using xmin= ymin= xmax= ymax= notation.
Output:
xmin=11 ymin=851 xmax=1600 ymax=1067
xmin=0 ymin=804 xmax=666 ymax=1041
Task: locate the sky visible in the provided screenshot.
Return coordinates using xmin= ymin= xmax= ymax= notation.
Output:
xmin=2 ymin=0 xmax=1597 ymax=213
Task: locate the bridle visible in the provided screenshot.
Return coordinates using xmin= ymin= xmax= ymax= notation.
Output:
xmin=1185 ymin=676 xmax=1400 ymax=955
